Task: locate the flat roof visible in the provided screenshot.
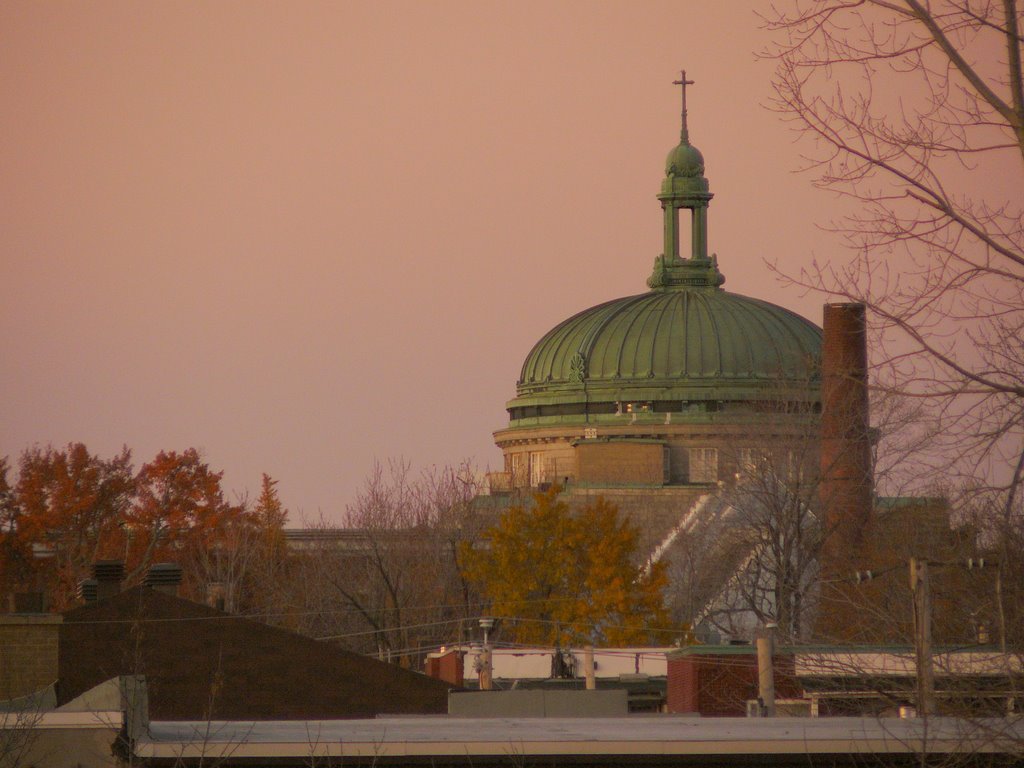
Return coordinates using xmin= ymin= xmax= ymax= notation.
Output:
xmin=669 ymin=646 xmax=1023 ymax=676
xmin=3 ymin=711 xmax=122 ymax=729
xmin=137 ymin=716 xmax=1023 ymax=763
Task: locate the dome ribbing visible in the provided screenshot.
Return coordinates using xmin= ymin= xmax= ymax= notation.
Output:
xmin=512 ymin=288 xmax=820 ymax=410
xmin=516 ymin=290 xmax=819 ymax=397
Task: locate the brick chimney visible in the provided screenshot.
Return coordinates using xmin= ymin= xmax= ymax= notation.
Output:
xmin=425 ymin=648 xmax=465 ymax=687
xmin=819 ymin=303 xmax=873 ymax=573
xmin=144 ymin=563 xmax=183 ymax=596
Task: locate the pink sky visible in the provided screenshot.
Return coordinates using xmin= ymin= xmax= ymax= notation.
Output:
xmin=2 ymin=2 xmax=854 ymax=520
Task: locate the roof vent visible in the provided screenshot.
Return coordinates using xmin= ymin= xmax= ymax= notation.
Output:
xmin=77 ymin=578 xmax=98 ymax=603
xmin=144 ymin=563 xmax=183 ymax=596
xmin=92 ymin=560 xmax=125 ymax=601
xmin=92 ymin=560 xmax=125 ymax=582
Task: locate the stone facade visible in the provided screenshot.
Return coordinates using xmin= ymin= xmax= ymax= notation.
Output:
xmin=496 ymin=414 xmax=820 ymax=491
xmin=575 ymin=440 xmax=666 ymax=486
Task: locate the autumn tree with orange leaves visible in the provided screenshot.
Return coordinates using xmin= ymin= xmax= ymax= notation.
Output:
xmin=0 ymin=443 xmax=286 ymax=611
xmin=128 ymin=448 xmax=247 ymax=582
xmin=0 ymin=458 xmax=30 ymax=603
xmin=461 ymin=487 xmax=677 ymax=646
xmin=12 ymin=443 xmax=135 ymax=606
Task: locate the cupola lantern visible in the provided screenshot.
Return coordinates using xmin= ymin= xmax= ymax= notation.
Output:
xmin=649 ymin=71 xmax=724 ymax=290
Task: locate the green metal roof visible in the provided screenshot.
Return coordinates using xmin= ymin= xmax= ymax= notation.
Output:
xmin=511 ymin=284 xmax=821 ymax=407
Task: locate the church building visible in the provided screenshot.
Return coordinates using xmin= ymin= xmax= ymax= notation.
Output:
xmin=493 ymin=77 xmax=822 ymax=497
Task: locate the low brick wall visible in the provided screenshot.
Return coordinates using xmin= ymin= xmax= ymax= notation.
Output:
xmin=667 ymin=647 xmax=799 ymax=716
xmin=0 ymin=614 xmax=62 ymax=699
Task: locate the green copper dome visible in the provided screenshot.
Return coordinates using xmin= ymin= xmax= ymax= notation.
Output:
xmin=665 ymin=142 xmax=705 ymax=178
xmin=504 ymin=73 xmax=821 ymax=426
xmin=511 ymin=286 xmax=821 ymax=410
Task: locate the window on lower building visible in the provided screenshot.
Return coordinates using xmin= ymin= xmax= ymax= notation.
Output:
xmin=511 ymin=453 xmax=528 ymax=487
xmin=738 ymin=448 xmax=759 ymax=477
xmin=689 ymin=448 xmax=719 ymax=483
xmin=529 ymin=452 xmax=546 ymax=488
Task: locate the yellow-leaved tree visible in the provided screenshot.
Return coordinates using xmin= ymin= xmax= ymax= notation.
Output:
xmin=461 ymin=487 xmax=677 ymax=646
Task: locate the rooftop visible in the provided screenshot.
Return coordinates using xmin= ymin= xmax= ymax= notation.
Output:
xmin=136 ymin=715 xmax=1024 ymax=764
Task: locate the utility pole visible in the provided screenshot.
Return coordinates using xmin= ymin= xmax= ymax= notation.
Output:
xmin=995 ymin=565 xmax=1007 ymax=656
xmin=584 ymin=645 xmax=596 ymax=690
xmin=910 ymin=558 xmax=935 ymax=716
xmin=478 ymin=617 xmax=494 ymax=691
xmin=757 ymin=623 xmax=777 ymax=717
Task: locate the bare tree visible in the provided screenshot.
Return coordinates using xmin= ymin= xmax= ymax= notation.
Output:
xmin=180 ymin=513 xmax=260 ymax=614
xmin=715 ymin=445 xmax=823 ymax=642
xmin=0 ymin=696 xmax=45 ymax=768
xmin=763 ymin=1 xmax=1024 ymax=509
xmin=291 ymin=460 xmax=483 ymax=666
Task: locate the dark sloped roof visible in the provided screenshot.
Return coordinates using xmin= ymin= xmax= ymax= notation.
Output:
xmin=59 ymin=586 xmax=452 ymax=720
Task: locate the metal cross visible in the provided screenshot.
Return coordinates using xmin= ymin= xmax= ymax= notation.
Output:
xmin=673 ymin=70 xmax=695 ymax=142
